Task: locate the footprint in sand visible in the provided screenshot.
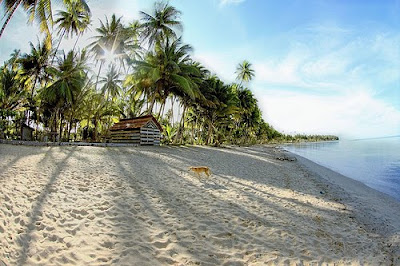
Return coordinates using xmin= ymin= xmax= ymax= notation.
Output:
xmin=153 ymin=240 xmax=171 ymax=249
xmin=100 ymin=241 xmax=115 ymax=249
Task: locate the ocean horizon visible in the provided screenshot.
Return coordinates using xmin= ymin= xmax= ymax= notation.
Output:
xmin=283 ymin=136 xmax=400 ymax=202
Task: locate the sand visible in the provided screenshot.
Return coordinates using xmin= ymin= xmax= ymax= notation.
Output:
xmin=0 ymin=144 xmax=399 ymax=265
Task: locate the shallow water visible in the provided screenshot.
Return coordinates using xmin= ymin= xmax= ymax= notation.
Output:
xmin=284 ymin=136 xmax=400 ymax=201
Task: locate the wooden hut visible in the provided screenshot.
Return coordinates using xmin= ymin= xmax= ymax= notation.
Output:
xmin=109 ymin=115 xmax=162 ymax=145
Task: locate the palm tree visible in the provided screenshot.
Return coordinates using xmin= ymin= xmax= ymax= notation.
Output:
xmin=140 ymin=1 xmax=182 ymax=48
xmin=132 ymin=37 xmax=199 ymax=115
xmin=41 ymin=50 xmax=87 ymax=140
xmin=18 ymin=38 xmax=51 ymax=134
xmin=117 ymin=86 xmax=145 ymax=119
xmin=0 ymin=0 xmax=52 ymax=46
xmin=124 ymin=20 xmax=143 ymax=69
xmin=196 ymin=77 xmax=238 ymax=145
xmin=89 ymin=14 xmax=129 ymax=89
xmin=82 ymin=90 xmax=116 ymax=141
xmin=100 ymin=64 xmax=121 ymax=102
xmin=235 ymin=60 xmax=255 ymax=86
xmin=0 ymin=0 xmax=89 ymax=47
xmin=0 ymin=60 xmax=26 ymax=112
xmin=18 ymin=39 xmax=52 ymax=99
xmin=53 ymin=0 xmax=91 ymax=58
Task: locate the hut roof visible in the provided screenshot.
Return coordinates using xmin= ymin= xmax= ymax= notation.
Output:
xmin=109 ymin=115 xmax=163 ymax=132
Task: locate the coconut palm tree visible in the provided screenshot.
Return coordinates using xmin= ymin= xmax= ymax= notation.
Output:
xmin=82 ymin=90 xmax=116 ymax=141
xmin=140 ymin=1 xmax=182 ymax=48
xmin=99 ymin=64 xmax=121 ymax=102
xmin=133 ymin=37 xmax=198 ymax=115
xmin=235 ymin=60 xmax=255 ymax=86
xmin=195 ymin=77 xmax=238 ymax=145
xmin=18 ymin=38 xmax=51 ymax=133
xmin=0 ymin=60 xmax=26 ymax=112
xmin=0 ymin=0 xmax=89 ymax=47
xmin=41 ymin=49 xmax=87 ymax=140
xmin=0 ymin=0 xmax=52 ymax=46
xmin=18 ymin=39 xmax=52 ymax=99
xmin=89 ymin=14 xmax=129 ymax=89
xmin=53 ymin=0 xmax=91 ymax=58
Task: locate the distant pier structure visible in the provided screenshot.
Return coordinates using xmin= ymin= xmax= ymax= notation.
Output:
xmin=109 ymin=115 xmax=162 ymax=145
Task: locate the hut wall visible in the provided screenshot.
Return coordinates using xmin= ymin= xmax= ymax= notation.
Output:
xmin=140 ymin=127 xmax=160 ymax=145
xmin=110 ymin=129 xmax=141 ymax=144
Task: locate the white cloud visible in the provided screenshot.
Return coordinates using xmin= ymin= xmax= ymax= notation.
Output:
xmin=256 ymin=89 xmax=400 ymax=139
xmin=254 ymin=54 xmax=308 ymax=88
xmin=193 ymin=52 xmax=237 ymax=82
xmin=252 ymin=26 xmax=400 ymax=94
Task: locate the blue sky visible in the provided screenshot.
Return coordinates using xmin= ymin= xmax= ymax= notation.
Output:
xmin=1 ymin=0 xmax=399 ymax=138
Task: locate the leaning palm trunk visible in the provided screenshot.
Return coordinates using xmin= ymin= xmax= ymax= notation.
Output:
xmin=206 ymin=120 xmax=214 ymax=145
xmin=180 ymin=105 xmax=187 ymax=144
xmin=95 ymin=61 xmax=104 ymax=91
xmin=147 ymin=93 xmax=157 ymax=115
xmin=174 ymin=104 xmax=186 ymax=144
xmin=51 ymin=29 xmax=66 ymax=64
xmin=73 ymin=32 xmax=82 ymax=51
xmin=191 ymin=122 xmax=195 ymax=144
xmin=157 ymin=99 xmax=165 ymax=120
xmin=0 ymin=0 xmax=23 ymax=38
xmin=197 ymin=121 xmax=202 ymax=145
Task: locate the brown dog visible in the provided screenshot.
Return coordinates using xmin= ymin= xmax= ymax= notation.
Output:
xmin=189 ymin=166 xmax=211 ymax=178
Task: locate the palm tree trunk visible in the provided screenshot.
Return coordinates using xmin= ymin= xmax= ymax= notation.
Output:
xmin=52 ymin=110 xmax=58 ymax=142
xmin=35 ymin=106 xmax=40 ymax=140
xmin=180 ymin=105 xmax=187 ymax=144
xmin=95 ymin=61 xmax=104 ymax=91
xmin=197 ymin=120 xmax=202 ymax=144
xmin=206 ymin=120 xmax=213 ymax=145
xmin=157 ymin=99 xmax=165 ymax=119
xmin=93 ymin=119 xmax=98 ymax=142
xmin=191 ymin=122 xmax=195 ymax=144
xmin=26 ymin=77 xmax=38 ymax=128
xmin=170 ymin=96 xmax=175 ymax=125
xmin=75 ymin=123 xmax=78 ymax=141
xmin=86 ymin=115 xmax=91 ymax=141
xmin=161 ymin=101 xmax=166 ymax=118
xmin=59 ymin=113 xmax=64 ymax=142
xmin=51 ymin=29 xmax=66 ymax=64
xmin=0 ymin=0 xmax=22 ymax=39
xmin=31 ymin=77 xmax=38 ymax=101
xmin=73 ymin=32 xmax=81 ymax=51
xmin=174 ymin=104 xmax=186 ymax=144
xmin=67 ymin=112 xmax=74 ymax=141
xmin=147 ymin=93 xmax=157 ymax=115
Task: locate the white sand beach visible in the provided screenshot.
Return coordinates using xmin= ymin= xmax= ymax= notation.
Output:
xmin=0 ymin=144 xmax=399 ymax=265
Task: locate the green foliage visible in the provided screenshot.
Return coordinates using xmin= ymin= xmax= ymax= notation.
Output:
xmin=0 ymin=0 xmax=339 ymax=144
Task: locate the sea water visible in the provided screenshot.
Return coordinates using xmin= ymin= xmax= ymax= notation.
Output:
xmin=283 ymin=136 xmax=400 ymax=201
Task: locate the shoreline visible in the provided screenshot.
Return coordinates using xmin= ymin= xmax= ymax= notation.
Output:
xmin=286 ymin=150 xmax=400 ymax=238
xmin=1 ymin=144 xmax=399 ymax=264
xmin=281 ymin=138 xmax=400 ymax=202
